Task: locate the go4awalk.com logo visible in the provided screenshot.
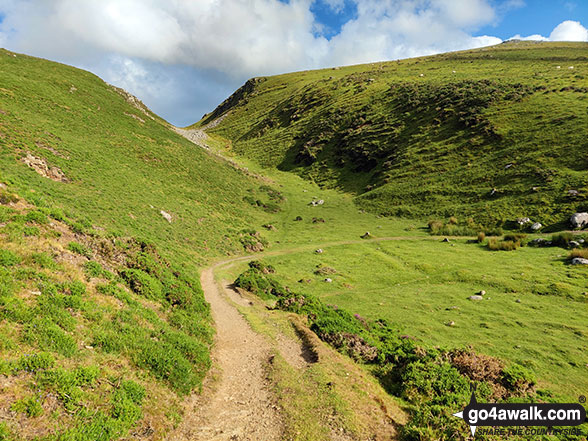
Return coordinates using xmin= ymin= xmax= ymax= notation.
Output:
xmin=452 ymin=388 xmax=586 ymax=437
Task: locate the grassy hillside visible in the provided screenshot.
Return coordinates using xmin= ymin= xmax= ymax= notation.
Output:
xmin=0 ymin=191 xmax=212 ymax=439
xmin=0 ymin=48 xmax=277 ymax=267
xmin=202 ymin=41 xmax=588 ymax=228
xmin=0 ymin=48 xmax=286 ymax=439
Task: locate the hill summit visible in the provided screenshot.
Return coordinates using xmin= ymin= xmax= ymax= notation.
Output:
xmin=200 ymin=41 xmax=588 ymax=229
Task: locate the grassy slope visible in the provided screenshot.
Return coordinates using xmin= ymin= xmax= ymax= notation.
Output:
xmin=204 ymin=41 xmax=588 ymax=228
xmin=0 ymin=48 xmax=275 ymax=267
xmin=221 ymin=238 xmax=588 ymax=398
xmin=0 ymin=49 xmax=282 ymax=439
xmin=0 ymin=196 xmax=212 ymax=440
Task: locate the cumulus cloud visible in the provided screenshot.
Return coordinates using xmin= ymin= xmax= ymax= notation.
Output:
xmin=0 ymin=0 xmax=509 ymax=124
xmin=550 ymin=20 xmax=588 ymax=41
xmin=510 ymin=19 xmax=588 ymax=42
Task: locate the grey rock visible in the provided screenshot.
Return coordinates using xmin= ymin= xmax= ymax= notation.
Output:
xmin=569 ymin=241 xmax=580 ymax=248
xmin=315 ymin=249 xmax=324 ymax=254
xmin=324 ymin=278 xmax=333 ymax=283
xmin=442 ymin=238 xmax=450 ymax=242
xmin=516 ymin=299 xmax=522 ymax=303
xmin=516 ymin=217 xmax=531 ymax=225
xmin=571 ymin=258 xmax=588 ymax=265
xmin=530 ymin=222 xmax=542 ymax=231
xmin=468 ymin=295 xmax=484 ymax=301
xmin=570 ymin=212 xmax=588 ymax=229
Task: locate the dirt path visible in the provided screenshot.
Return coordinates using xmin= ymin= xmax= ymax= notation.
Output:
xmin=169 ymin=266 xmax=283 ymax=441
xmin=168 ymin=236 xmax=432 ymax=440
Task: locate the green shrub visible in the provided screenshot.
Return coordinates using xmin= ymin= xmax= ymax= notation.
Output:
xmin=23 ymin=226 xmax=40 ymax=237
xmin=0 ymin=249 xmax=21 ymax=267
xmin=64 ymin=280 xmax=86 ymax=296
xmin=502 ymin=364 xmax=536 ymax=393
xmin=487 ymin=237 xmax=521 ymax=251
xmin=11 ymin=396 xmax=43 ymax=417
xmin=84 ymin=261 xmax=104 ymax=278
xmin=169 ymin=309 xmax=213 ymax=343
xmin=120 ymin=269 xmax=163 ymax=300
xmin=551 ymin=232 xmax=575 ymax=248
xmin=24 ymin=210 xmax=48 ymax=225
xmin=569 ymin=248 xmax=588 ymax=260
xmin=23 ymin=319 xmax=77 ymax=357
xmin=0 ymin=190 xmax=19 ymax=205
xmin=111 ymin=384 xmax=143 ymax=424
xmin=48 ymin=207 xmax=66 ymax=221
xmin=29 ymin=252 xmax=56 ymax=269
xmin=67 ymin=241 xmax=92 ymax=258
xmin=15 ymin=352 xmax=55 ymax=373
xmin=133 ymin=341 xmax=199 ymax=395
xmin=234 ymin=268 xmax=283 ymax=299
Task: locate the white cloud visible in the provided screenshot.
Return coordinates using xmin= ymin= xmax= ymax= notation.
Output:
xmin=0 ymin=0 xmax=509 ymax=124
xmin=509 ymin=33 xmax=549 ymax=41
xmin=323 ymin=0 xmax=346 ymax=13
xmin=510 ymin=19 xmax=588 ymax=42
xmin=549 ymin=20 xmax=588 ymax=41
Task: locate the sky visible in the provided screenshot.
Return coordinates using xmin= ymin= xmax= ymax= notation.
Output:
xmin=0 ymin=1 xmax=586 ymax=126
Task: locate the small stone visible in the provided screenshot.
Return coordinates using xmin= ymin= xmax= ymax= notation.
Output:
xmin=324 ymin=278 xmax=333 ymax=283
xmin=468 ymin=295 xmax=484 ymax=301
xmin=160 ymin=210 xmax=172 ymax=223
xmin=442 ymin=238 xmax=450 ymax=243
xmin=446 ymin=321 xmax=455 ymax=327
xmin=315 ymin=249 xmax=323 ymax=254
xmin=478 ymin=290 xmax=486 ymax=296
xmin=516 ymin=299 xmax=521 ymax=303
xmin=530 ymin=222 xmax=542 ymax=231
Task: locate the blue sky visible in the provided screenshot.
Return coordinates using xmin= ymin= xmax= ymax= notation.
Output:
xmin=0 ymin=0 xmax=586 ymax=125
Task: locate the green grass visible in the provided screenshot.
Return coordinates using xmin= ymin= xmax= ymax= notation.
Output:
xmin=0 ymin=48 xmax=276 ymax=267
xmin=204 ymin=41 xmax=588 ymax=228
xmin=223 ymin=238 xmax=588 ymax=398
xmin=0 ymin=202 xmax=211 ymax=439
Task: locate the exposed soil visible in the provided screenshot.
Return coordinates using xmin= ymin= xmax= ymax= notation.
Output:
xmin=169 ymin=237 xmax=421 ymax=441
xmin=168 ymin=266 xmax=283 ymax=441
xmin=21 ymin=153 xmax=69 ymax=182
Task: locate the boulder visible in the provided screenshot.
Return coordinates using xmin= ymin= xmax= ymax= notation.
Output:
xmin=569 ymin=241 xmax=580 ymax=248
xmin=570 ymin=212 xmax=588 ymax=229
xmin=571 ymin=258 xmax=588 ymax=265
xmin=516 ymin=217 xmax=531 ymax=225
xmin=530 ymin=222 xmax=542 ymax=231
xmin=468 ymin=295 xmax=484 ymax=301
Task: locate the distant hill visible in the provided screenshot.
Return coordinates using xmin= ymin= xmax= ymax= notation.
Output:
xmin=0 ymin=48 xmax=275 ymax=266
xmin=200 ymin=41 xmax=588 ymax=229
